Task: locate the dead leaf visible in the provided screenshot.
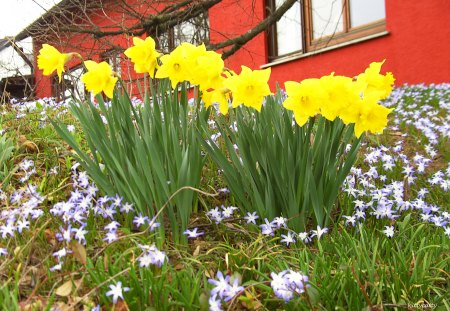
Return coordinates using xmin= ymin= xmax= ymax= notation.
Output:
xmin=19 ymin=297 xmax=46 ymax=311
xmin=113 ymin=300 xmax=130 ymax=311
xmin=51 ymin=301 xmax=72 ymax=311
xmin=239 ymin=291 xmax=263 ymax=310
xmin=18 ymin=135 xmax=27 ymax=144
xmin=54 ymin=278 xmax=83 ymax=299
xmin=205 ymin=270 xmax=212 ymax=278
xmin=104 ymin=253 xmax=109 ymax=271
xmin=44 ymin=229 xmax=56 ymax=247
xmin=174 ymin=263 xmax=185 ymax=270
xmin=70 ymin=241 xmax=87 ymax=265
xmin=21 ymin=140 xmax=39 ymax=153
xmin=193 ymin=245 xmax=200 ymax=257
xmin=73 ymin=279 xmax=83 ymax=293
xmin=55 ymin=279 xmax=73 ymax=297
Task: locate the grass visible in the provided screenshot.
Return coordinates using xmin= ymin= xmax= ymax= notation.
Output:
xmin=0 ymin=84 xmax=449 ymax=310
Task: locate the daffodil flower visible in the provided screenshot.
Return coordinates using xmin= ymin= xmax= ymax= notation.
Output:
xmin=283 ymin=79 xmax=323 ymax=126
xmin=155 ymin=42 xmax=198 ymax=88
xmin=124 ymin=36 xmax=160 ymax=77
xmin=80 ymin=60 xmax=118 ymax=98
xmin=37 ymin=44 xmax=73 ymax=82
xmin=225 ymin=66 xmax=272 ymax=112
xmin=357 ymin=60 xmax=395 ymax=101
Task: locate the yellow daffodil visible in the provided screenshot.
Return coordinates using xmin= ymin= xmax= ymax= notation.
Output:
xmin=155 ymin=42 xmax=198 ymax=88
xmin=353 ymin=96 xmax=393 ymax=138
xmin=191 ymin=48 xmax=224 ymax=90
xmin=37 ymin=44 xmax=72 ymax=82
xmin=124 ymin=37 xmax=160 ymax=77
xmin=81 ymin=60 xmax=118 ymax=98
xmin=320 ymin=74 xmax=361 ymax=123
xmin=283 ymin=78 xmax=325 ymax=126
xmin=357 ymin=60 xmax=395 ymax=101
xmin=202 ymin=87 xmax=231 ymax=115
xmin=224 ymin=66 xmax=272 ymax=112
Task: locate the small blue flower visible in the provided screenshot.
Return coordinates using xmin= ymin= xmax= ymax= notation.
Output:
xmin=244 ymin=212 xmax=259 ymax=225
xmin=183 ymin=227 xmax=204 ymax=238
xmin=105 ymin=281 xmax=130 ymax=304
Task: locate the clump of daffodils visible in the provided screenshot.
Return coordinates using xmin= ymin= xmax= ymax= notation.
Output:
xmin=37 ymin=39 xmax=394 ymax=137
xmin=37 ymin=44 xmax=117 ymax=98
xmin=283 ymin=61 xmax=395 ymax=137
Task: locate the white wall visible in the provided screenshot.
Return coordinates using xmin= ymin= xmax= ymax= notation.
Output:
xmin=0 ymin=37 xmax=33 ymax=79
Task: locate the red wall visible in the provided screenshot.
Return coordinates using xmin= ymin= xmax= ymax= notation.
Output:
xmin=34 ymin=0 xmax=161 ymax=98
xmin=208 ymin=0 xmax=266 ymax=70
xmin=34 ymin=0 xmax=450 ymax=98
xmin=216 ymin=0 xmax=450 ymax=87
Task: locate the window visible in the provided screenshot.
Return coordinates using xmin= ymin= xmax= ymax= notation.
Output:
xmin=155 ymin=12 xmax=210 ymax=53
xmin=267 ymin=0 xmax=386 ymax=61
xmin=102 ymin=49 xmax=122 ymax=75
xmin=52 ymin=65 xmax=85 ymax=101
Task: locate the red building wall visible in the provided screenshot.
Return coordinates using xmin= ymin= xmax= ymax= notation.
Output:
xmin=210 ymin=0 xmax=450 ymax=87
xmin=34 ymin=0 xmax=450 ymax=98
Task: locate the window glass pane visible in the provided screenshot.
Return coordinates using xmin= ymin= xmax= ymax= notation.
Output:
xmin=103 ymin=50 xmax=121 ymax=75
xmin=174 ymin=22 xmax=195 ymax=46
xmin=157 ymin=32 xmax=171 ymax=53
xmin=350 ymin=0 xmax=385 ymax=28
xmin=174 ymin=13 xmax=209 ymax=46
xmin=64 ymin=67 xmax=85 ymax=100
xmin=275 ymin=0 xmax=302 ymax=55
xmin=311 ymin=0 xmax=344 ymax=39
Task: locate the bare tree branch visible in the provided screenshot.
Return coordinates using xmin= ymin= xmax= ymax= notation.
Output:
xmin=17 ymin=0 xmax=298 ymax=60
xmin=208 ymin=0 xmax=298 ymax=59
xmin=6 ymin=38 xmax=34 ymax=70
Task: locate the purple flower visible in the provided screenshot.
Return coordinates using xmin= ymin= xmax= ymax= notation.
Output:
xmin=148 ymin=217 xmax=161 ymax=232
xmin=120 ymin=202 xmax=134 ymax=213
xmin=310 ymin=226 xmax=328 ymax=240
xmin=207 ymin=207 xmax=222 ymax=224
xmin=133 ymin=214 xmax=149 ymax=227
xmin=272 ymin=217 xmax=288 ymax=229
xmin=53 ymin=247 xmax=71 ymax=260
xmin=270 ymin=271 xmax=293 ymax=302
xmin=103 ymin=206 xmax=117 ymax=219
xmin=343 ymin=215 xmax=355 ymax=226
xmin=270 ymin=269 xmax=309 ymax=302
xmin=138 ymin=245 xmax=167 ymax=268
xmin=72 ymin=226 xmax=88 ymax=244
xmin=444 ymin=227 xmax=450 ymax=238
xmin=280 ymin=232 xmax=296 ymax=246
xmin=221 ymin=205 xmax=238 ymax=218
xmin=103 ymin=231 xmax=118 ymax=244
xmin=223 ymin=277 xmax=244 ymax=302
xmin=383 ymin=225 xmax=395 ymax=238
xmin=244 ymin=212 xmax=259 ymax=225
xmin=0 ymin=221 xmax=15 ymax=239
xmin=297 ymin=231 xmax=311 ymax=244
xmin=260 ymin=218 xmax=275 ymax=236
xmin=16 ymin=219 xmax=30 ymax=233
xmin=56 ymin=225 xmax=73 ymax=242
xmin=105 ymin=281 xmax=130 ymax=304
xmin=104 ymin=221 xmax=120 ymax=232
xmin=111 ymin=194 xmax=123 ymax=208
xmin=0 ymin=248 xmax=7 ymax=256
xmin=208 ymin=271 xmax=231 ymax=299
xmin=208 ymin=294 xmax=223 ymax=311
xmin=183 ymin=227 xmax=204 ymax=238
